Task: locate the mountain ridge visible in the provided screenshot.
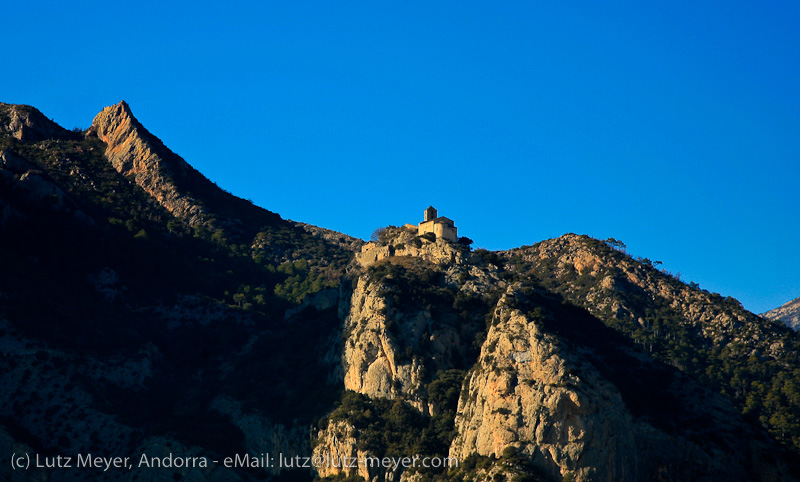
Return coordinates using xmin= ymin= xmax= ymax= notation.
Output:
xmin=1 ymin=100 xmax=799 ymax=482
xmin=1 ymin=100 xmax=356 ymax=481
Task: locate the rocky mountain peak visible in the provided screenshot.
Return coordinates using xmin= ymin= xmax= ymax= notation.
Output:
xmin=90 ymin=100 xmax=172 ymax=170
xmin=88 ymin=100 xmax=292 ymax=238
xmin=89 ymin=100 xmax=212 ymax=225
xmin=93 ymin=100 xmax=136 ymax=128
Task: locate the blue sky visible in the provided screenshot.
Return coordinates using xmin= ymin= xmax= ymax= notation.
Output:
xmin=4 ymin=1 xmax=799 ymax=313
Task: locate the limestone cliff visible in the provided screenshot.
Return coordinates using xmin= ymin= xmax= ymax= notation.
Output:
xmin=342 ymin=228 xmax=501 ymax=409
xmin=341 ymin=274 xmax=428 ymax=405
xmin=449 ymin=287 xmax=636 ymax=481
xmin=449 ymin=285 xmax=786 ymax=482
xmin=310 ymin=229 xmax=499 ymax=481
xmin=355 ymin=226 xmax=467 ymax=268
xmin=312 ymin=420 xmax=376 ymax=481
xmin=88 ymin=101 xmax=354 ymax=267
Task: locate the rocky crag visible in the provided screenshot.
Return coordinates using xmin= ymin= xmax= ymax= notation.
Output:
xmin=89 ymin=100 xmax=362 ymax=262
xmin=89 ymin=101 xmax=214 ymax=226
xmin=342 ymin=227 xmax=497 ymax=407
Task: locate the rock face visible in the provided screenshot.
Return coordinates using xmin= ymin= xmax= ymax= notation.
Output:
xmin=496 ymin=235 xmax=800 ymax=476
xmin=450 ymin=287 xmax=636 ymax=481
xmin=90 ymin=101 xmax=211 ymax=225
xmin=88 ymin=101 xmax=350 ymax=264
xmin=342 ymin=274 xmax=428 ymax=404
xmin=211 ymin=396 xmax=311 ymax=477
xmin=356 ymin=228 xmax=467 ymax=269
xmin=0 ymin=101 xmax=356 ymax=482
xmin=0 ymin=149 xmax=64 ymax=205
xmin=763 ymin=296 xmax=800 ymax=330
xmin=0 ymin=149 xmax=77 ymax=227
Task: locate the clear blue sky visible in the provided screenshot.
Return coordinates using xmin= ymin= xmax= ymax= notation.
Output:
xmin=3 ymin=1 xmax=799 ymax=314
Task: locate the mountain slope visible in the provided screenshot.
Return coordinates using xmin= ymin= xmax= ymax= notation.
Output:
xmin=0 ymin=101 xmax=357 ymax=481
xmin=764 ymin=297 xmax=800 ymax=330
xmin=503 ymin=235 xmax=800 ymax=455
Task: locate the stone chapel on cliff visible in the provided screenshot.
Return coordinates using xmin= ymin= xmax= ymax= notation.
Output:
xmin=417 ymin=206 xmax=457 ymax=242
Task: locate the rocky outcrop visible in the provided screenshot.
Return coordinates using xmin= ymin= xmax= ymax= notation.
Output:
xmin=356 ymin=243 xmax=396 ymax=268
xmin=89 ymin=101 xmax=210 ymax=225
xmin=312 ymin=421 xmax=375 ymax=481
xmin=342 ymin=274 xmax=430 ymax=407
xmin=211 ymin=396 xmax=310 ymax=477
xmin=332 ymin=230 xmax=797 ymax=481
xmin=502 ymin=235 xmax=800 ymax=463
xmin=763 ymin=296 xmax=800 ymax=330
xmin=0 ymin=149 xmax=35 ymax=172
xmin=88 ymin=101 xmax=353 ymax=268
xmin=5 ymin=100 xmax=800 ymax=482
xmin=0 ymin=150 xmax=65 ymax=207
xmin=356 ymin=228 xmax=468 ymax=269
xmin=0 ymin=150 xmax=82 ymax=228
xmin=450 ymin=287 xmax=636 ymax=481
xmin=342 ymin=230 xmax=498 ymax=410
xmin=284 ymin=288 xmax=340 ymax=320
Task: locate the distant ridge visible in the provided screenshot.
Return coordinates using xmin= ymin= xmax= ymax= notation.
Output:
xmin=763 ymin=296 xmax=800 ymax=330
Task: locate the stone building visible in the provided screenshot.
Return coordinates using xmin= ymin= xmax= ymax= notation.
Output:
xmin=418 ymin=206 xmax=457 ymax=242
